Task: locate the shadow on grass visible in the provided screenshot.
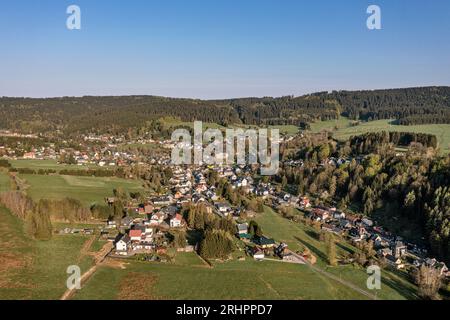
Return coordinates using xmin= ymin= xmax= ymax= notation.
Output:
xmin=336 ymin=242 xmax=355 ymax=255
xmin=305 ymin=230 xmax=320 ymax=241
xmin=295 ymin=236 xmax=327 ymax=262
xmin=381 ymin=276 xmax=418 ymax=300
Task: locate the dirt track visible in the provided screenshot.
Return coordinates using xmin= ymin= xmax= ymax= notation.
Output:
xmin=60 ymin=241 xmax=113 ymax=300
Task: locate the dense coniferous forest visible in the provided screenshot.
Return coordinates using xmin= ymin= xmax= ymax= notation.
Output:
xmin=1 ymin=86 xmax=449 ymax=135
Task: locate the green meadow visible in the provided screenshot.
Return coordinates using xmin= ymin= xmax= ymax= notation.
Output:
xmin=73 ymin=207 xmax=417 ymax=301
xmin=20 ymin=174 xmax=144 ymax=206
xmin=73 ymin=254 xmax=367 ymax=300
xmin=0 ymin=172 xmax=10 ymax=193
xmin=0 ymin=206 xmax=97 ymax=300
xmin=309 ymin=118 xmax=450 ymax=154
xmin=10 ymin=159 xmax=105 ymax=171
xmin=254 ymin=207 xmax=418 ymax=300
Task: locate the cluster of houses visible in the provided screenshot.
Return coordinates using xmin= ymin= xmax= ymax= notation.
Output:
xmin=301 ymin=205 xmax=449 ymax=277
xmin=8 ymin=130 xmax=446 ymax=280
xmin=168 ymin=165 xmax=274 ymax=218
xmin=113 ymin=199 xmax=185 ymax=256
xmin=109 ymin=162 xmax=279 ymax=258
xmin=0 ymin=145 xmax=58 ymax=160
xmin=236 ymin=222 xmax=305 ymax=264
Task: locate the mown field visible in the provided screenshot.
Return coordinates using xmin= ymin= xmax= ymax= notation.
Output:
xmin=20 ymin=174 xmax=144 ymax=206
xmin=0 ymin=206 xmax=98 ymax=300
xmin=309 ymin=118 xmax=450 ymax=154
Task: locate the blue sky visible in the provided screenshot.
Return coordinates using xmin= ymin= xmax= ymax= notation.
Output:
xmin=1 ymin=0 xmax=449 ymax=98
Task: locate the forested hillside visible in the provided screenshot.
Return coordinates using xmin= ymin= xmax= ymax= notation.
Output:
xmin=1 ymin=86 xmax=449 ymax=135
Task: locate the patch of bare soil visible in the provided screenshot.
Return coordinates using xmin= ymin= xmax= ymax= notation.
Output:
xmin=0 ymin=252 xmax=33 ymax=289
xmin=102 ymin=257 xmax=129 ymax=269
xmin=92 ymin=242 xmax=113 ymax=264
xmin=118 ymin=272 xmax=163 ymax=300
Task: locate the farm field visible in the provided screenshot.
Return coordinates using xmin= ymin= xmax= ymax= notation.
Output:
xmin=0 ymin=206 xmax=97 ymax=300
xmin=309 ymin=118 xmax=450 ymax=153
xmin=20 ymin=174 xmax=144 ymax=206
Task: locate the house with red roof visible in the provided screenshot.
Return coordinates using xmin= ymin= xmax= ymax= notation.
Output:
xmin=129 ymin=229 xmax=143 ymax=242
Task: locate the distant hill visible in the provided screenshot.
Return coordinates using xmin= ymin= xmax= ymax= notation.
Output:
xmin=1 ymin=86 xmax=449 ymax=135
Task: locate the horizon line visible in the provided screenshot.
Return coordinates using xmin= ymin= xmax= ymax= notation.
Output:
xmin=1 ymin=85 xmax=449 ymax=101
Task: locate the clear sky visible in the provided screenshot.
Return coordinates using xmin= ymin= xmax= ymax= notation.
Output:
xmin=1 ymin=0 xmax=449 ymax=99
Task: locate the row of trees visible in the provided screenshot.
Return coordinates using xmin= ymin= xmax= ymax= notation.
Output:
xmin=0 ymin=192 xmax=52 ymax=240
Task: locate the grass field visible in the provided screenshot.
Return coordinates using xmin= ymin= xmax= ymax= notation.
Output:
xmin=73 ymin=207 xmax=417 ymax=300
xmin=309 ymin=118 xmax=450 ymax=153
xmin=74 ymin=254 xmax=367 ymax=300
xmin=20 ymin=174 xmax=144 ymax=206
xmin=253 ymin=207 xmax=418 ymax=300
xmin=10 ymin=159 xmax=105 ymax=171
xmin=268 ymin=125 xmax=300 ymax=135
xmin=0 ymin=206 xmax=96 ymax=300
xmin=0 ymin=172 xmax=10 ymax=193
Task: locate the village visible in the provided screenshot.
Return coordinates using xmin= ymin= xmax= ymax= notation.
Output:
xmin=1 ymin=129 xmax=449 ymax=290
xmin=96 ymin=159 xmax=450 ymax=280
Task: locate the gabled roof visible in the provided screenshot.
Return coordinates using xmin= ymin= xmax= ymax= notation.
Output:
xmin=117 ymin=234 xmax=130 ymax=243
xmin=129 ymin=230 xmax=143 ymax=238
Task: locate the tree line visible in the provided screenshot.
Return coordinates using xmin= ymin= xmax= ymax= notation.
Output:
xmin=1 ymin=87 xmax=448 ymax=136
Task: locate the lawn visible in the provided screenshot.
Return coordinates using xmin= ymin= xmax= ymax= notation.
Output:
xmin=253 ymin=207 xmax=418 ymax=300
xmin=0 ymin=206 xmax=96 ymax=300
xmin=20 ymin=174 xmax=144 ymax=206
xmin=309 ymin=117 xmax=450 ymax=153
